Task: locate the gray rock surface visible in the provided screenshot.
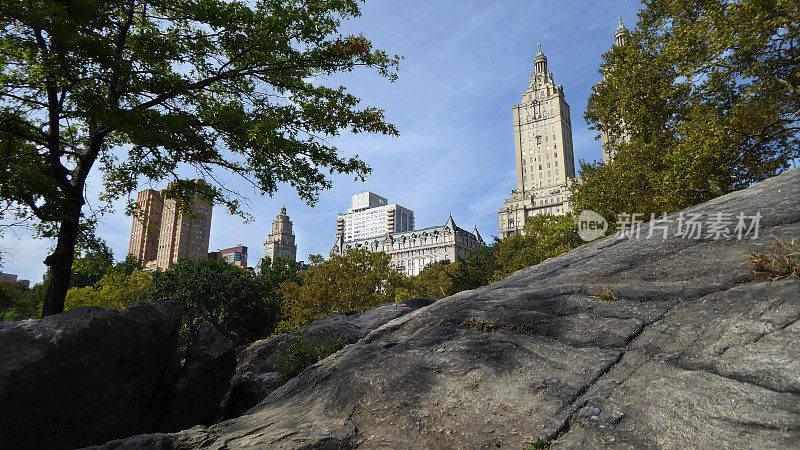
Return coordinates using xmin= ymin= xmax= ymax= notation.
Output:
xmin=162 ymin=321 xmax=236 ymax=431
xmin=108 ymin=169 xmax=800 ymax=448
xmin=224 ymin=299 xmax=436 ymax=418
xmin=0 ymin=301 xmax=183 ymax=449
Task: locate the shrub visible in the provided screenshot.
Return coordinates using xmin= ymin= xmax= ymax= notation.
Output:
xmin=0 ymin=281 xmax=41 ymax=321
xmin=275 ymin=336 xmax=346 ymax=379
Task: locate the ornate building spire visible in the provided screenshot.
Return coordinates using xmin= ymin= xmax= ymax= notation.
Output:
xmin=534 ymin=42 xmax=548 ymax=75
xmin=615 ymin=14 xmax=629 ymax=47
xmin=264 ymin=206 xmax=297 ymax=266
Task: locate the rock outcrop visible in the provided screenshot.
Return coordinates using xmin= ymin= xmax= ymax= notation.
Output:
xmin=162 ymin=321 xmax=236 ymax=431
xmin=0 ymin=302 xmax=238 ymax=449
xmin=225 ymin=298 xmax=437 ymax=418
xmin=104 ymin=169 xmax=800 ymax=448
xmin=0 ymin=301 xmax=182 ymax=449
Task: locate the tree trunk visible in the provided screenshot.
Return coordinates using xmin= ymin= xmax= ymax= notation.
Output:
xmin=41 ymin=209 xmax=82 ymax=317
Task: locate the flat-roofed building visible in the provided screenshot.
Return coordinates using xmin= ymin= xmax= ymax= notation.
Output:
xmin=209 ymin=245 xmax=248 ymax=269
xmin=128 ymin=189 xmax=164 ymax=264
xmin=336 ymin=192 xmax=414 ymax=243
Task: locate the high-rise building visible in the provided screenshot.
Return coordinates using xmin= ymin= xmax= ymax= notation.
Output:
xmin=264 ymin=206 xmax=297 ymax=265
xmin=498 ymin=43 xmax=577 ymax=239
xmin=128 ymin=189 xmax=164 ymax=264
xmin=209 ymin=245 xmax=248 ymax=269
xmin=128 ymin=180 xmax=213 ymax=271
xmin=601 ymin=15 xmax=631 ymax=164
xmin=336 ymin=192 xmax=414 ymax=242
xmin=333 ymin=215 xmax=484 ymax=277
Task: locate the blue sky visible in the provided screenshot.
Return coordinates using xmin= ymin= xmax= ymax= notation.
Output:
xmin=0 ymin=0 xmax=644 ymax=284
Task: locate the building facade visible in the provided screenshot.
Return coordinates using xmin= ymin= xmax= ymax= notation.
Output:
xmin=600 ymin=16 xmax=631 ymax=164
xmin=128 ymin=189 xmax=164 ymax=264
xmin=128 ymin=180 xmax=213 ymax=271
xmin=264 ymin=206 xmax=297 ymax=265
xmin=498 ymin=43 xmax=577 ymax=239
xmin=333 ymin=215 xmax=484 ymax=277
xmin=209 ymin=245 xmax=248 ymax=269
xmin=336 ymin=192 xmax=414 ymax=242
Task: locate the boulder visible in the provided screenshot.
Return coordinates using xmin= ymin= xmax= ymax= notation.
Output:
xmin=161 ymin=321 xmax=236 ymax=431
xmin=224 ymin=299 xmax=434 ymax=418
xmin=107 ymin=170 xmax=800 ymax=448
xmin=0 ymin=301 xmax=182 ymax=449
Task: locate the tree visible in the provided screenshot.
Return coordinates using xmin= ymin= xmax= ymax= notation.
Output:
xmin=64 ymin=268 xmax=152 ymax=311
xmin=69 ymin=244 xmax=115 ymax=289
xmin=0 ymin=0 xmax=400 ymax=316
xmin=490 ymin=214 xmax=582 ymax=281
xmin=277 ymin=249 xmax=404 ymax=332
xmin=0 ymin=280 xmax=40 ymax=320
xmin=576 ymin=0 xmax=799 ymax=219
xmin=407 ymin=246 xmax=499 ymax=299
xmin=145 ymin=258 xmax=281 ymax=346
xmin=258 ymin=256 xmax=302 ymax=291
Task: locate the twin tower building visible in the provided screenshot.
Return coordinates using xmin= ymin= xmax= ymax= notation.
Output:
xmin=498 ymin=19 xmax=629 ymax=238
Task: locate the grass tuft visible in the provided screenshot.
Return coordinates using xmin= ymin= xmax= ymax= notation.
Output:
xmin=749 ymin=238 xmax=800 ymax=280
xmin=591 ymin=285 xmax=617 ymax=302
xmin=524 ymin=439 xmax=552 ymax=449
xmin=460 ymin=319 xmax=500 ymax=332
xmin=460 ymin=319 xmax=539 ymax=335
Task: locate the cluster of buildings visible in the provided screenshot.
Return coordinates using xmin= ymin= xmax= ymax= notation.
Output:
xmin=127 ymin=184 xmax=300 ymax=273
xmin=0 ymin=272 xmax=29 ymax=289
xmin=127 ymin=183 xmax=483 ymax=277
xmin=498 ymin=19 xmax=629 ymax=238
xmin=125 ymin=20 xmax=629 ymax=275
xmin=331 ymin=192 xmax=484 ymax=276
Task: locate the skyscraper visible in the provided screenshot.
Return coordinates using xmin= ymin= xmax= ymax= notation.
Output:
xmin=601 ymin=15 xmax=631 ymax=164
xmin=128 ymin=188 xmax=164 ymax=264
xmin=128 ymin=180 xmax=213 ymax=271
xmin=336 ymin=192 xmax=414 ymax=242
xmin=264 ymin=206 xmax=297 ymax=265
xmin=498 ymin=43 xmax=577 ymax=239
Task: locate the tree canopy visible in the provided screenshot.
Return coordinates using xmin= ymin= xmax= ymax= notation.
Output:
xmin=574 ymin=0 xmax=799 ymax=219
xmin=277 ymin=249 xmax=405 ymax=332
xmin=0 ymin=0 xmax=400 ymax=316
xmin=145 ymin=257 xmax=285 ymax=346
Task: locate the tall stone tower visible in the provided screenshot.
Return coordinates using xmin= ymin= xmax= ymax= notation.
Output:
xmin=264 ymin=206 xmax=297 ymax=265
xmin=498 ymin=43 xmax=577 ymax=239
xmin=601 ymin=15 xmax=631 ymax=164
